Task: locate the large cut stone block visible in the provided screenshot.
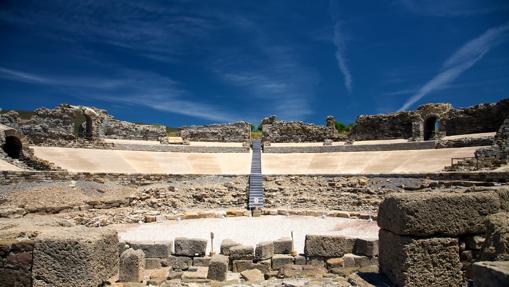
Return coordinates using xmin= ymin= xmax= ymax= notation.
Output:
xmin=379 ymin=229 xmax=462 ymax=287
xmin=378 ymin=191 xmax=500 ymax=236
xmin=304 ymin=235 xmax=355 ymax=257
xmin=32 ymin=227 xmax=119 ymax=287
xmin=174 ymin=237 xmax=207 ymax=257
xmin=272 ymin=254 xmax=294 ymax=270
xmin=229 ymin=245 xmax=254 ymax=260
xmin=255 ymin=241 xmax=274 ymax=260
xmin=119 ymin=248 xmax=145 ymax=282
xmin=220 ymin=239 xmax=240 ymax=255
xmin=472 ymin=261 xmax=509 ymax=287
xmin=128 ymin=241 xmax=172 ymax=258
xmin=207 ymin=254 xmax=229 ymax=281
xmin=480 ymin=212 xmax=509 ymax=261
xmin=273 ymin=237 xmax=292 ymax=254
xmin=354 ymin=238 xmax=379 ymax=257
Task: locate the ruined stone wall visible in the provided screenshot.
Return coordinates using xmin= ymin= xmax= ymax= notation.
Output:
xmin=179 ymin=122 xmax=251 ymax=142
xmin=349 ymin=112 xmax=414 ymax=140
xmin=445 ymin=99 xmax=509 ymax=136
xmin=261 ymin=116 xmax=341 ymax=143
xmin=349 ymin=99 xmax=508 ymax=141
xmin=100 ymin=119 xmax=166 ymax=141
xmin=0 ymin=104 xmax=167 ymax=145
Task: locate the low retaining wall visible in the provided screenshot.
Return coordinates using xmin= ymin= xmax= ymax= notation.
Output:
xmin=263 ymin=141 xmax=436 ymax=153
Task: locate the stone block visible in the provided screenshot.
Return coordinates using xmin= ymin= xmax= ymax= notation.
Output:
xmin=278 ymin=264 xmax=327 ymax=279
xmin=233 ymin=259 xmax=253 ymax=272
xmin=274 ymin=237 xmax=292 ymax=254
xmin=32 ymin=227 xmax=119 ymax=287
xmin=193 ymin=256 xmax=211 ymax=267
xmin=207 ymin=254 xmax=229 ymax=281
xmin=128 ymin=241 xmax=172 ymax=258
xmin=481 ymin=212 xmax=509 ymax=261
xmin=255 ymin=241 xmax=274 ymax=260
xmin=220 ymin=239 xmax=240 ymax=255
xmin=294 ymin=255 xmax=306 ymax=265
xmin=119 ymin=248 xmax=145 ymax=283
xmin=377 ymin=192 xmax=500 ymax=236
xmin=304 ymin=235 xmax=355 ymax=257
xmin=472 ymin=261 xmax=509 ymax=287
xmin=229 ymin=245 xmax=254 ymax=260
xmin=174 ymin=237 xmax=207 ymax=257
xmin=145 ymin=257 xmax=162 ymax=269
xmin=168 ymin=255 xmax=192 ymax=271
xmin=241 ymin=269 xmax=264 ymax=282
xmin=272 ymin=254 xmax=294 ymax=270
xmin=354 ymin=238 xmax=379 ymax=257
xmin=379 ymin=229 xmax=462 ymax=287
xmin=326 ymin=257 xmax=344 ymax=268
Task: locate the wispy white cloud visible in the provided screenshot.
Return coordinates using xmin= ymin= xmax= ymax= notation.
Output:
xmin=0 ymin=65 xmax=237 ymax=122
xmin=398 ymin=23 xmax=509 ymax=111
xmin=332 ymin=22 xmax=353 ymax=93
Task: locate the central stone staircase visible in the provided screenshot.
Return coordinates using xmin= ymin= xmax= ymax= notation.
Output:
xmin=248 ymin=140 xmax=264 ymax=209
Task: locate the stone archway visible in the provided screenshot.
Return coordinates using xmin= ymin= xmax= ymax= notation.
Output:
xmin=423 ymin=116 xmax=439 ymax=141
xmin=2 ymin=135 xmax=23 ymax=159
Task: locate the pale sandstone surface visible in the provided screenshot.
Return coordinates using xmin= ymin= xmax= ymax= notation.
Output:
xmin=32 ymin=146 xmax=251 ymax=174
xmin=263 ymin=147 xmax=478 ymax=174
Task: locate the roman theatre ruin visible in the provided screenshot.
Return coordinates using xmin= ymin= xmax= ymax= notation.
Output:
xmin=0 ymin=100 xmax=508 ymax=287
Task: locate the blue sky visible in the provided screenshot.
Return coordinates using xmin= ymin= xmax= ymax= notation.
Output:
xmin=1 ymin=0 xmax=508 ymax=127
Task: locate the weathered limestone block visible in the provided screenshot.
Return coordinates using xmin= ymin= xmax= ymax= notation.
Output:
xmin=378 ymin=192 xmax=500 ymax=236
xmin=181 ymin=266 xmax=208 ymax=282
xmin=32 ymin=227 xmax=119 ymax=287
xmin=481 ymin=212 xmax=509 ymax=261
xmin=207 ymin=254 xmax=229 ymax=281
xmin=119 ymin=248 xmax=145 ymax=282
xmin=229 ymin=245 xmax=254 ymax=260
xmin=168 ymin=255 xmax=192 ymax=271
xmin=472 ymin=261 xmax=509 ymax=287
xmin=174 ymin=237 xmax=207 ymax=257
xmin=354 ymin=238 xmax=379 ymax=257
xmin=255 ymin=241 xmax=274 ymax=260
xmin=273 ymin=237 xmax=292 ymax=254
xmin=233 ymin=259 xmax=253 ymax=272
xmin=272 ymin=254 xmax=294 ymax=270
xmin=128 ymin=241 xmax=172 ymax=258
xmin=294 ymin=255 xmax=306 ymax=265
xmin=220 ymin=239 xmax=240 ymax=255
xmin=379 ymin=229 xmax=462 ymax=287
xmin=145 ymin=258 xmax=162 ymax=269
xmin=304 ymin=235 xmax=355 ymax=257
xmin=193 ymin=256 xmax=211 ymax=267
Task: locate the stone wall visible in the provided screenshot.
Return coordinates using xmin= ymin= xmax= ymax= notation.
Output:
xmin=263 ymin=141 xmax=436 ymax=153
xmin=349 ymin=99 xmax=509 ymax=141
xmin=349 ymin=112 xmax=415 ymax=141
xmin=179 ymin=122 xmax=251 ymax=142
xmin=100 ymin=118 xmax=166 ymax=141
xmin=445 ymin=99 xmax=509 ymax=136
xmin=261 ymin=116 xmax=341 ymax=143
xmin=377 ymin=191 xmax=509 ymax=286
xmin=263 ymin=174 xmax=508 ymax=213
xmin=0 ymin=226 xmax=118 ymax=287
xmin=0 ymin=104 xmax=166 ymax=145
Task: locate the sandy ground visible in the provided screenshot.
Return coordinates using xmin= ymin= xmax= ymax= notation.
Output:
xmin=0 ymin=159 xmax=22 ymax=171
xmin=262 ymin=147 xmax=479 ymax=174
xmin=32 ymin=146 xmax=251 ymax=174
xmin=117 ymin=216 xmax=379 ymax=253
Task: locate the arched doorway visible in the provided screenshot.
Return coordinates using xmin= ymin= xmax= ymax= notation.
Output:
xmin=2 ymin=136 xmax=22 ymax=158
xmin=423 ymin=117 xmax=438 ymax=141
xmin=74 ymin=113 xmax=94 ymax=139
